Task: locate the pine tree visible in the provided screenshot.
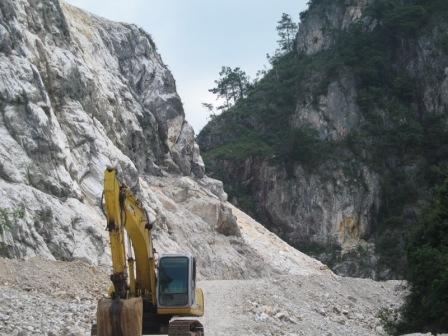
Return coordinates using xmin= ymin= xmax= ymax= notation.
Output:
xmin=276 ymin=13 xmax=298 ymax=53
xmin=209 ymin=67 xmax=251 ymax=110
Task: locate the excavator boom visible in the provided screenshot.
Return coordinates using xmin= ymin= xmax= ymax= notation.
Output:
xmin=103 ymin=168 xmax=157 ymax=301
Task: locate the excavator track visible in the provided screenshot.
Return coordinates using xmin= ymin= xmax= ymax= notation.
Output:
xmin=168 ymin=319 xmax=204 ymax=336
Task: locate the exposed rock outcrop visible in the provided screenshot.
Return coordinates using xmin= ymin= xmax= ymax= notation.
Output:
xmin=0 ymin=0 xmax=329 ymax=283
xmin=0 ymin=0 xmax=215 ymax=266
xmin=297 ymin=0 xmax=372 ymax=56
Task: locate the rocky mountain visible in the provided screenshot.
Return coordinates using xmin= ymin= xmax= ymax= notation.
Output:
xmin=198 ymin=0 xmax=448 ymax=279
xmin=0 ymin=0 xmax=341 ymax=283
xmin=0 ymin=0 xmax=295 ymax=281
xmin=2 ymin=0 xmax=444 ymax=335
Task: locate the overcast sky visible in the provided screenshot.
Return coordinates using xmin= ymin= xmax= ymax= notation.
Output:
xmin=65 ymin=0 xmax=309 ymax=133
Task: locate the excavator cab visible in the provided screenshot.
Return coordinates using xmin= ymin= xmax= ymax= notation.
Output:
xmin=157 ymin=254 xmax=196 ymax=308
xmin=156 ymin=254 xmax=204 ymax=318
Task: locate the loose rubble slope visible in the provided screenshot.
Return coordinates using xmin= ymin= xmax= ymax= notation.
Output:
xmin=0 ymin=177 xmax=405 ymax=336
xmin=0 ymin=267 xmax=404 ymax=336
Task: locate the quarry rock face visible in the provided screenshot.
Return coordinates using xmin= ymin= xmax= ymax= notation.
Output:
xmin=0 ymin=0 xmax=205 ymax=265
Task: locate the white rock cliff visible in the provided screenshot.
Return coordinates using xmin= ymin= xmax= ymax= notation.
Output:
xmin=0 ymin=0 xmax=214 ymax=266
xmin=0 ymin=0 xmax=330 ymax=281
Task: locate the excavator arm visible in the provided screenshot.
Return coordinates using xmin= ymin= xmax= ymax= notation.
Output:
xmin=103 ymin=168 xmax=157 ymax=302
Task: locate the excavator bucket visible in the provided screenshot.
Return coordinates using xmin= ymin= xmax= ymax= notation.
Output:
xmin=96 ymin=298 xmax=143 ymax=336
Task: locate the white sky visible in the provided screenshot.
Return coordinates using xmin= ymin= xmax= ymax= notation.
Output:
xmin=65 ymin=0 xmax=309 ymax=133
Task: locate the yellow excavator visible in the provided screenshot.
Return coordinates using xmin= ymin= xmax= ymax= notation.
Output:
xmin=93 ymin=168 xmax=204 ymax=336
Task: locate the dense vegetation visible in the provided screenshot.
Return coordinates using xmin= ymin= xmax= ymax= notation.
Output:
xmin=386 ymin=176 xmax=448 ymax=334
xmin=202 ymin=50 xmax=332 ymax=166
xmin=329 ymin=0 xmax=448 ymax=278
xmin=199 ymin=1 xmax=448 ymax=332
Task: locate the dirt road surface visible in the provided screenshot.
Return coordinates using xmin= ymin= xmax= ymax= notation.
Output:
xmin=0 ymin=258 xmax=404 ymax=336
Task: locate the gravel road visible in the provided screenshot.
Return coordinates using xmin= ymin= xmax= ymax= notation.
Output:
xmin=199 ymin=275 xmax=404 ymax=336
xmin=0 ymin=258 xmax=405 ymax=336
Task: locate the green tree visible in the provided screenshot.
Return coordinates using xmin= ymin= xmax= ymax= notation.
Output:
xmin=209 ymin=66 xmax=251 ymax=110
xmin=397 ymin=177 xmax=448 ymax=333
xmin=276 ymin=13 xmax=298 ymax=53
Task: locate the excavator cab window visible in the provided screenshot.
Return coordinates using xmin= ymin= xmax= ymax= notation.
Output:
xmin=158 ymin=256 xmax=189 ymax=307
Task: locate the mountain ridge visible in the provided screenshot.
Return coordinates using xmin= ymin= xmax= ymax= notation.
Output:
xmin=198 ymin=0 xmax=448 ymax=280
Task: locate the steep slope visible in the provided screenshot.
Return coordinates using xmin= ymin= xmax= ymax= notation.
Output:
xmin=0 ymin=0 xmax=205 ymax=264
xmin=0 ymin=0 xmax=331 ymax=281
xmin=198 ymin=0 xmax=448 ymax=279
xmin=141 ymin=174 xmax=328 ymax=280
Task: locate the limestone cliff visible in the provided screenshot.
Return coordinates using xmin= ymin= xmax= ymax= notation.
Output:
xmin=0 ymin=0 xmax=209 ymax=263
xmin=0 ymin=0 xmax=330 ymax=282
xmin=198 ymin=0 xmax=448 ymax=279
